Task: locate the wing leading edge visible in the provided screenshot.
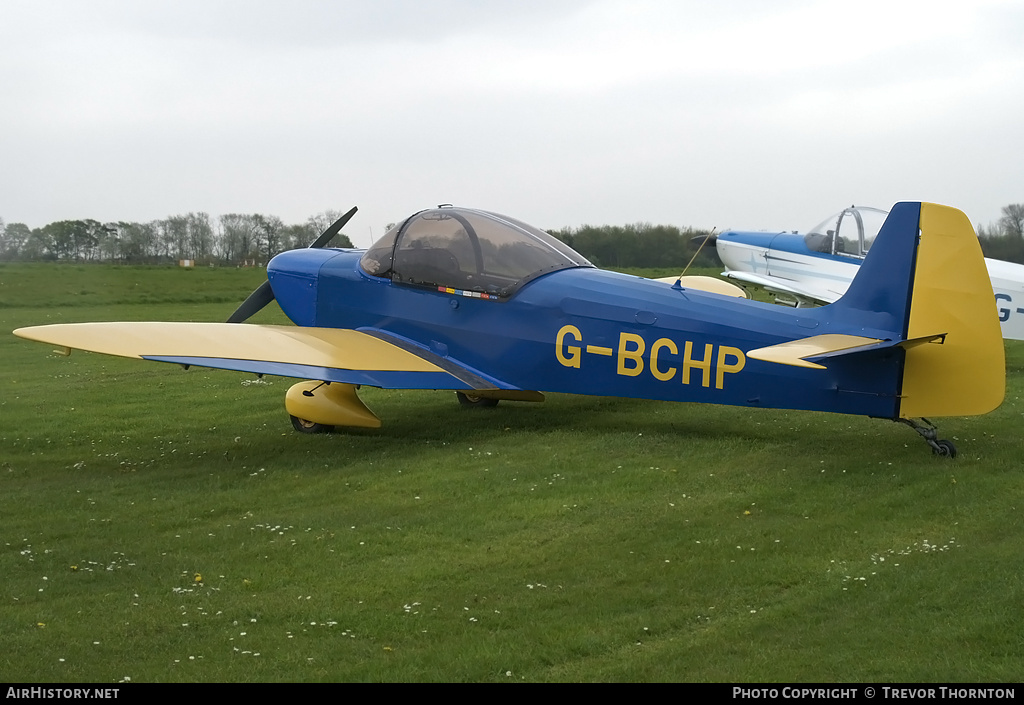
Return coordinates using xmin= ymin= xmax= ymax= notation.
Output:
xmin=12 ymin=322 xmax=502 ymax=391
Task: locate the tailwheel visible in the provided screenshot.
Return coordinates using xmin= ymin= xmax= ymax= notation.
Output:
xmin=456 ymin=392 xmax=499 ymax=408
xmin=290 ymin=415 xmax=334 ymax=434
xmin=898 ymin=418 xmax=956 ymax=458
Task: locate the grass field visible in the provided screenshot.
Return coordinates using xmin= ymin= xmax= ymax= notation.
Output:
xmin=1 ymin=262 xmax=1022 ymax=682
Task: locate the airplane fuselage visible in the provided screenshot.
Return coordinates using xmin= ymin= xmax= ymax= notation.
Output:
xmin=269 ymin=248 xmax=905 ymax=418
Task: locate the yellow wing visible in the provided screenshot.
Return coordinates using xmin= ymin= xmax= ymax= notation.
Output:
xmin=13 ymin=322 xmax=489 ymax=390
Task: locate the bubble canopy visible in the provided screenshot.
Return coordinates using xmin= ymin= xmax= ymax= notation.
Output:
xmin=802 ymin=205 xmax=889 ymax=258
xmin=359 ymin=206 xmax=593 ymax=298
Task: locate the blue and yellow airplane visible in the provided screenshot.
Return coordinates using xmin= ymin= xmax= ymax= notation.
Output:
xmin=14 ymin=201 xmax=1004 ymax=457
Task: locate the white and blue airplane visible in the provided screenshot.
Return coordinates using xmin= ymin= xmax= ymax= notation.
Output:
xmin=715 ymin=205 xmax=1024 ymax=341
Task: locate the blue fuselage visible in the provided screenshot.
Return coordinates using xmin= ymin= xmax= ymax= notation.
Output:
xmin=268 ymin=248 xmax=905 ymax=418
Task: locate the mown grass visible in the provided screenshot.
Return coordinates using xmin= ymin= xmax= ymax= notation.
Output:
xmin=0 ymin=263 xmax=270 ymax=309
xmin=1 ymin=263 xmax=1022 ymax=682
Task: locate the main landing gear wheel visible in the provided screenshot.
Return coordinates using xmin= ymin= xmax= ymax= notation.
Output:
xmin=290 ymin=415 xmax=334 ymax=434
xmin=932 ymin=439 xmax=957 ymax=458
xmin=456 ymin=392 xmax=499 ymax=408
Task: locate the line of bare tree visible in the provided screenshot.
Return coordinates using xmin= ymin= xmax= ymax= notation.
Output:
xmin=0 ymin=211 xmax=354 ymax=265
xmin=0 ymin=211 xmax=721 ymax=270
xmin=3 ymin=203 xmax=1019 ymax=269
xmin=978 ymin=204 xmax=1024 ymax=264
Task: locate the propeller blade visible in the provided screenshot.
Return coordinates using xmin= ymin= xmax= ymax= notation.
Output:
xmin=691 ymin=232 xmax=717 ymax=247
xmin=227 ymin=206 xmax=358 ymax=323
xmin=310 ymin=206 xmax=358 ymax=249
xmin=226 ymin=280 xmax=275 ymax=324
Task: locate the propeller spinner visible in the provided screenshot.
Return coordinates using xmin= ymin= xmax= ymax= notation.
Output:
xmin=226 ymin=206 xmax=358 ymax=324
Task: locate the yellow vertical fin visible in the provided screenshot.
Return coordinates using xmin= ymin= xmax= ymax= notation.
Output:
xmin=899 ymin=203 xmax=1004 ymax=418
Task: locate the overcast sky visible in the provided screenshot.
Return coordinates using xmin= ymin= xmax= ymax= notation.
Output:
xmin=2 ymin=0 xmax=1022 ymax=247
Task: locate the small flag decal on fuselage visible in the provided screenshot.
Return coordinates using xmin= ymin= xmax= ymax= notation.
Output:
xmin=438 ymin=286 xmax=496 ymax=300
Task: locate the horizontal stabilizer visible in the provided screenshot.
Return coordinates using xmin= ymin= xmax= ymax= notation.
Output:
xmin=748 ymin=332 xmax=951 ymax=370
xmin=747 ymin=334 xmax=885 ymax=369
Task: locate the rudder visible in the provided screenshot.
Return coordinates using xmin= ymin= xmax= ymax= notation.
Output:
xmin=898 ymin=203 xmax=1004 ymax=417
